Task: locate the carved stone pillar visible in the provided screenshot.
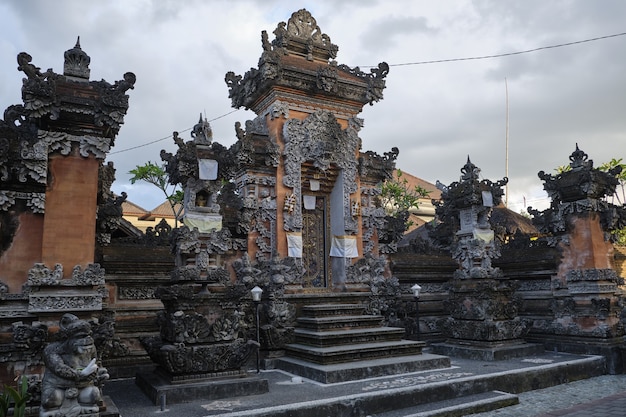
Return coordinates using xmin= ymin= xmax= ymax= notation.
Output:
xmin=529 ymin=145 xmax=626 ymax=371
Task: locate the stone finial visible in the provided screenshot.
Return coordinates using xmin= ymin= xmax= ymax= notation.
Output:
xmin=460 ymin=156 xmax=481 ymax=182
xmin=191 ymin=113 xmax=213 ymax=145
xmin=63 ymin=36 xmax=91 ymax=80
xmin=273 ymin=8 xmax=338 ymax=61
xmin=569 ymin=143 xmax=593 ymax=171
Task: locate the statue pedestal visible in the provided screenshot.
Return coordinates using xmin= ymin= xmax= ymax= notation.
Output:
xmin=135 ymin=370 xmax=268 ymax=405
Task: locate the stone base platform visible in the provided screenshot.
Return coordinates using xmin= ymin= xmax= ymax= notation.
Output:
xmin=275 ymin=352 xmax=450 ymax=384
xmin=107 ymin=352 xmax=607 ymax=417
xmin=431 ymin=340 xmax=545 ymax=361
xmin=135 ymin=371 xmax=269 ymax=405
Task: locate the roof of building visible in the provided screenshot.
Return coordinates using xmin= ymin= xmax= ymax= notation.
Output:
xmin=121 ymin=200 xmax=148 ymax=215
xmin=138 ymin=201 xmax=182 ymax=221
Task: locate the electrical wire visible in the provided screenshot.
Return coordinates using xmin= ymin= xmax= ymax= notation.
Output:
xmin=109 ymin=109 xmax=240 ymax=155
xmin=383 ymin=31 xmax=626 ymax=67
xmin=111 ymin=32 xmax=625 ymax=155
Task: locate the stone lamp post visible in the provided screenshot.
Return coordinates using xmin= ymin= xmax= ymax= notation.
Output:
xmin=251 ymin=286 xmax=263 ymax=372
xmin=411 ymin=284 xmax=422 ymax=339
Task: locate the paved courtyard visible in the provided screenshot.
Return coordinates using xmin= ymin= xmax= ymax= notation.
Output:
xmin=103 ymin=351 xmax=626 ymax=417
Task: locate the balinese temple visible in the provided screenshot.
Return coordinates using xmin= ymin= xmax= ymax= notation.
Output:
xmin=135 ymin=9 xmax=445 ymax=399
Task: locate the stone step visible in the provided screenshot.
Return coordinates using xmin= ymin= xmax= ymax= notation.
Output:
xmin=296 ymin=314 xmax=384 ymax=331
xmin=348 ymin=390 xmax=519 ymax=417
xmin=300 ymin=303 xmax=367 ymax=317
xmin=294 ymin=326 xmax=406 ymax=347
xmin=276 ymin=352 xmax=449 ymax=384
xmin=284 ymin=339 xmax=425 ymax=365
xmin=244 ymin=354 xmax=604 ymax=416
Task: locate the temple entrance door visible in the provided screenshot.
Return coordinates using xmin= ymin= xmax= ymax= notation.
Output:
xmin=301 ymin=196 xmax=330 ymax=288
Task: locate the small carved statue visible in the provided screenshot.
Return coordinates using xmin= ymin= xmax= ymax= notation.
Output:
xmin=40 ymin=314 xmax=109 ymax=417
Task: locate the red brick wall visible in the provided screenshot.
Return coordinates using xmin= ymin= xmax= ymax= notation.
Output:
xmin=42 ymin=154 xmax=99 ymax=277
xmin=0 ymin=212 xmax=43 ymax=292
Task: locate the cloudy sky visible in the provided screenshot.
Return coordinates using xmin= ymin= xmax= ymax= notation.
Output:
xmin=1 ymin=0 xmax=624 ymax=213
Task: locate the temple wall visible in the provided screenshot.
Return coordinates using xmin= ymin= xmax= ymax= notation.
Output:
xmin=390 ymin=241 xmax=626 ymax=343
xmin=0 ymin=212 xmax=43 ymax=292
xmin=98 ymin=243 xmax=174 ymax=377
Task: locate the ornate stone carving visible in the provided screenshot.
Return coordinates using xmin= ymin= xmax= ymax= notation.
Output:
xmin=282 ymin=110 xmax=360 ymax=233
xmin=316 ymin=65 xmax=338 ymax=93
xmin=71 ymin=264 xmax=106 ymax=286
xmin=225 ymin=9 xmax=388 ymax=110
xmin=63 ymin=37 xmax=91 ymax=80
xmin=40 ymin=314 xmax=109 ymax=417
xmin=12 ymin=321 xmax=48 ymax=351
xmin=27 ymin=263 xmax=64 ymax=286
xmin=367 ymin=274 xmax=401 ymax=324
xmin=141 ymin=337 xmax=257 ymax=376
xmin=90 ymin=312 xmax=130 ymax=360
xmin=28 ymin=294 xmax=102 ymax=313
xmin=118 ymin=286 xmax=156 ymax=300
xmin=268 ymin=100 xmax=290 ymax=120
xmin=530 ymin=144 xmax=626 ymax=241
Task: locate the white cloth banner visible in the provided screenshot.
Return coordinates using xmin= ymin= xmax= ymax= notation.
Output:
xmin=330 ymin=235 xmax=359 ymax=258
xmin=473 ymin=228 xmax=494 ymax=243
xmin=286 ymin=232 xmax=303 ymax=258
xmin=199 ymin=159 xmax=218 ymax=180
xmin=309 ymin=179 xmax=320 ymax=191
xmin=303 ymin=195 xmax=316 ymax=210
xmin=481 ymin=191 xmax=493 ymax=207
xmin=183 ymin=213 xmax=222 ymax=233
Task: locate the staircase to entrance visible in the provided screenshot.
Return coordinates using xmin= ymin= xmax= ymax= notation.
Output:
xmin=275 ymin=293 xmax=450 ymax=383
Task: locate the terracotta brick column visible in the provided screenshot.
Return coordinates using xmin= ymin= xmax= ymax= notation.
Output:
xmin=42 ymin=154 xmax=99 ymax=277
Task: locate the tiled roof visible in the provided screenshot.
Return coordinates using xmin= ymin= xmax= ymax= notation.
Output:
xmin=148 ymin=201 xmax=182 ymax=218
xmin=121 ymin=200 xmax=148 ymax=215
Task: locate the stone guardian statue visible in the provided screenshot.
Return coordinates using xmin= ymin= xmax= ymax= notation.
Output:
xmin=40 ymin=313 xmax=109 ymax=417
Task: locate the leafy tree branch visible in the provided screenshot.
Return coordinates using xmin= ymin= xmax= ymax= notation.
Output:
xmin=129 ymin=161 xmax=184 ymax=227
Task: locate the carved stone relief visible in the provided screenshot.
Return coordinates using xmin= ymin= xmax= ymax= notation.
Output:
xmin=282 ymin=110 xmax=360 ymax=233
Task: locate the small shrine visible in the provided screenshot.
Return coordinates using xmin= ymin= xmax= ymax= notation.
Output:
xmin=431 ymin=158 xmax=543 ymax=360
xmin=135 ymin=116 xmax=268 ymax=404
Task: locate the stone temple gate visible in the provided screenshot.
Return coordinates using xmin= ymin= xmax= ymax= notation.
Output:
xmin=223 ymin=8 xmax=395 ymax=290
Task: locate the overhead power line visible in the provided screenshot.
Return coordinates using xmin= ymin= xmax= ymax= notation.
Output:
xmin=109 ymin=109 xmax=239 ymax=155
xmin=111 ymin=31 xmax=625 ymax=156
xmin=385 ymin=31 xmax=626 ymax=67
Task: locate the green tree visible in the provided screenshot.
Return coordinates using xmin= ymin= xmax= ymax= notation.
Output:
xmin=598 ymin=158 xmax=626 ymax=245
xmin=380 ymin=169 xmax=430 ymax=228
xmin=599 ymin=158 xmax=626 ymax=204
xmin=129 ymin=161 xmax=184 ymax=227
